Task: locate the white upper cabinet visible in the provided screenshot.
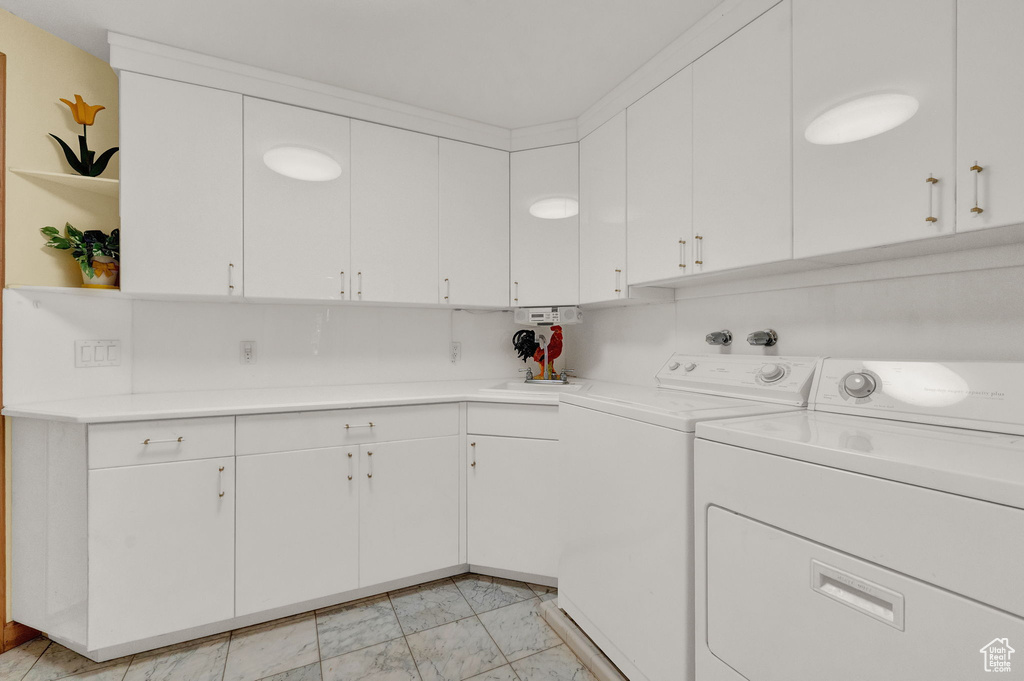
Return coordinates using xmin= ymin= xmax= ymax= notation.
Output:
xmin=956 ymin=0 xmax=1024 ymax=233
xmin=120 ymin=73 xmax=243 ymax=297
xmin=692 ymin=1 xmax=792 ymax=274
xmin=243 ymin=98 xmax=351 ymax=301
xmin=439 ymin=140 xmax=510 ymax=307
xmin=580 ymin=112 xmax=627 ymax=305
xmin=626 ymin=67 xmax=693 ymax=286
xmin=792 ymin=0 xmax=956 ymax=258
xmin=510 ymin=144 xmax=580 ymax=307
xmin=351 ymin=121 xmax=439 ymax=304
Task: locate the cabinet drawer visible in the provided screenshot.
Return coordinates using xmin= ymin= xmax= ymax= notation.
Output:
xmin=88 ymin=417 xmax=235 ymax=470
xmin=236 ymin=403 xmax=460 ymax=455
xmin=467 ymin=403 xmax=559 ymax=440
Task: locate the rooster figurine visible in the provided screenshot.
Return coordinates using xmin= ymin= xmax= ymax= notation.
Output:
xmin=512 ymin=326 xmax=563 ymax=380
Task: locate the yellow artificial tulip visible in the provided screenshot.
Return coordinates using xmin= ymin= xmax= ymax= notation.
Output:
xmin=59 ymin=94 xmax=105 ymax=126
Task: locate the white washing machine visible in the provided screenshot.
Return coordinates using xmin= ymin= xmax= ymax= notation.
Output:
xmin=694 ymin=359 xmax=1024 ymax=681
xmin=559 ymin=354 xmax=819 ymax=681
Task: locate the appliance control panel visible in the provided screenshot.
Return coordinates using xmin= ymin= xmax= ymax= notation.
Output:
xmin=655 ymin=354 xmax=819 ymax=406
xmin=813 ymin=359 xmax=1024 ymax=435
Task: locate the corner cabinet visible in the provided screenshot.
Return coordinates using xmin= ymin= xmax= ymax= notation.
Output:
xmin=350 ymin=121 xmax=440 ymax=304
xmin=439 ymin=140 xmax=510 ymax=307
xmin=792 ymin=0 xmax=956 ymax=257
xmin=626 ymin=67 xmax=693 ymax=285
xmin=510 ymin=144 xmax=580 ymax=307
xmin=119 ymin=73 xmax=243 ymax=297
xmin=691 ymin=0 xmax=792 ymax=274
xmin=956 ymin=0 xmax=1024 ymax=233
xmin=579 ymin=112 xmax=627 ymax=304
xmin=243 ymin=98 xmax=351 ymax=301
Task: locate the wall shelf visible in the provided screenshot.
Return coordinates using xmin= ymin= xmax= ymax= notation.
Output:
xmin=5 ymin=284 xmax=125 ymax=299
xmin=9 ymin=168 xmax=119 ymax=198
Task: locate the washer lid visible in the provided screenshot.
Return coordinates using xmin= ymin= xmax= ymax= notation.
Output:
xmin=697 ymin=410 xmax=1024 ymax=510
xmin=562 ymin=382 xmax=801 ymax=432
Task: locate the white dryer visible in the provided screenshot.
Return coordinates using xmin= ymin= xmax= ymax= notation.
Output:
xmin=694 ymin=359 xmax=1024 ymax=681
xmin=559 ymin=354 xmax=819 ymax=681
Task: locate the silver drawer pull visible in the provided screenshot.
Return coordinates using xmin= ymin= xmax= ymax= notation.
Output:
xmin=142 ymin=437 xmax=184 ymax=445
xmin=345 ymin=422 xmax=374 ymax=430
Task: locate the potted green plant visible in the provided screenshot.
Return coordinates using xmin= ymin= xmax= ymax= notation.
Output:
xmin=40 ymin=223 xmax=120 ymax=288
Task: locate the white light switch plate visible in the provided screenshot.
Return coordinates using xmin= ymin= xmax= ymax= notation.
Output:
xmin=75 ymin=340 xmax=122 ymax=368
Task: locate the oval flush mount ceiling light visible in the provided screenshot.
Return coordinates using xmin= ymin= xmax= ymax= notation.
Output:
xmin=263 ymin=146 xmax=343 ymax=181
xmin=529 ymin=197 xmax=579 ymax=219
xmin=804 ymin=93 xmax=920 ymax=145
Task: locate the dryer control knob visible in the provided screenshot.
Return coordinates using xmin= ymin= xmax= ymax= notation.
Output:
xmin=758 ymin=363 xmax=785 ymax=383
xmin=684 ymin=363 xmax=697 ymax=372
xmin=668 ymin=362 xmax=680 ymax=370
xmin=843 ymin=372 xmax=877 ymax=399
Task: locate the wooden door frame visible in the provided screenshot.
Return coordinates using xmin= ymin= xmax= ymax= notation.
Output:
xmin=0 ymin=50 xmax=41 ymax=652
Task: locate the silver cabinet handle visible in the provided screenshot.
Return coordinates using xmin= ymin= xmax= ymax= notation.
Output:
xmin=678 ymin=239 xmax=687 ymax=269
xmin=614 ymin=269 xmax=622 ymax=295
xmin=345 ymin=422 xmax=374 ymax=430
xmin=366 ymin=450 xmax=373 ymax=479
xmin=694 ymin=235 xmax=704 ymax=266
xmin=218 ymin=466 xmax=225 ymax=498
xmin=926 ymin=176 xmax=939 ymax=223
xmin=347 ymin=451 xmax=353 ymax=481
xmin=357 ymin=271 xmax=363 ymax=299
xmin=970 ymin=162 xmax=985 ymax=216
xmin=444 ymin=277 xmax=450 ymax=302
xmin=228 ymin=263 xmax=236 ymax=294
xmin=470 ymin=441 xmax=477 ymax=467
xmin=141 ymin=436 xmax=184 ymax=445
xmin=340 ymin=271 xmax=345 ymax=297
xmin=513 ymin=281 xmax=519 ymax=304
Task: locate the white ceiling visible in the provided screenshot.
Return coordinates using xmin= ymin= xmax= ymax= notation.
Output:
xmin=0 ymin=0 xmax=724 ymax=129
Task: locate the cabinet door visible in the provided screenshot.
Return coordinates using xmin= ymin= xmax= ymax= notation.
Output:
xmin=467 ymin=436 xmax=560 ymax=578
xmin=88 ymin=457 xmax=234 ymax=649
xmin=243 ymin=98 xmax=351 ymax=300
xmin=580 ymin=112 xmax=627 ymax=304
xmin=236 ymin=447 xmax=358 ymax=615
xmin=351 ymin=121 xmax=439 ymax=304
xmin=692 ymin=1 xmax=792 ymax=274
xmin=439 ymin=140 xmax=510 ymax=307
xmin=120 ymin=73 xmax=243 ymax=297
xmin=510 ymin=144 xmax=580 ymax=307
xmin=359 ymin=437 xmax=459 ymax=586
xmin=792 ymin=0 xmax=956 ymax=257
xmin=627 ymin=67 xmax=693 ymax=285
xmin=957 ymin=0 xmax=1024 ymax=233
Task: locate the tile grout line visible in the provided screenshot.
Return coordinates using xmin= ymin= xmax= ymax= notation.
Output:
xmin=16 ymin=639 xmax=51 ymax=681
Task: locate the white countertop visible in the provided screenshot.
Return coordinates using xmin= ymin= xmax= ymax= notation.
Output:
xmin=2 ymin=379 xmax=570 ymax=423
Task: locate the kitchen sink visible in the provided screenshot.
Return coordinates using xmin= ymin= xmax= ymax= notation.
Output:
xmin=480 ymin=380 xmax=588 ymax=394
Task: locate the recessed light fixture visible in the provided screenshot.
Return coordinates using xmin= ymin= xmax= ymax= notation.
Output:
xmin=804 ymin=93 xmax=920 ymax=145
xmin=263 ymin=146 xmax=343 ymax=181
xmin=529 ymin=197 xmax=579 ymax=220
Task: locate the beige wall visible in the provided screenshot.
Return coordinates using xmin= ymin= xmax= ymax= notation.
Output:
xmin=3 ymin=7 xmax=120 ymax=621
xmin=3 ymin=7 xmax=120 ymax=288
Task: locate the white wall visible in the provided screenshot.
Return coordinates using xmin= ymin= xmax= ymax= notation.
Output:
xmin=573 ymin=246 xmax=1024 ymax=386
xmin=130 ymin=301 xmax=524 ymax=393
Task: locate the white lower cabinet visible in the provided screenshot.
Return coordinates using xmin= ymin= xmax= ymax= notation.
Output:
xmin=88 ymin=457 xmax=235 ymax=650
xmin=466 ymin=435 xmax=560 ymax=578
xmin=235 ymin=447 xmax=359 ymax=615
xmin=359 ymin=437 xmax=460 ymax=585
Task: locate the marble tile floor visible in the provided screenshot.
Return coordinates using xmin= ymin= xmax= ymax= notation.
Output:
xmin=0 ymin=575 xmax=597 ymax=681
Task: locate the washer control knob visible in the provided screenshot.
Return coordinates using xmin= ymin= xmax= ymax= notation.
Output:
xmin=758 ymin=363 xmax=785 ymax=383
xmin=843 ymin=372 xmax=877 ymax=399
xmin=668 ymin=362 xmax=680 ymax=370
xmin=684 ymin=363 xmax=697 ymax=372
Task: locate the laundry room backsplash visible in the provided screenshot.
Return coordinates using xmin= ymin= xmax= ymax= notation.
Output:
xmin=572 ymin=244 xmax=1024 ymax=386
xmin=130 ymin=300 xmax=524 ymax=393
